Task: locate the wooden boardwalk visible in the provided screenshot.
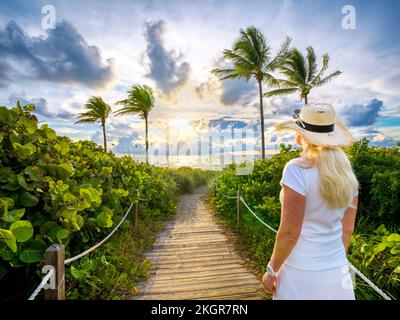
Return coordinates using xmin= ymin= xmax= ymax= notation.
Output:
xmin=133 ymin=186 xmax=266 ymax=300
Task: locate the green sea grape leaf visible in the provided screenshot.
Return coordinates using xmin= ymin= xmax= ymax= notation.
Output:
xmin=12 ymin=142 xmax=36 ymax=159
xmin=56 ymin=229 xmax=69 ymax=240
xmin=18 ymin=191 xmax=39 ymax=207
xmin=0 ymin=197 xmax=14 ymax=214
xmin=54 ymin=140 xmax=70 ymax=155
xmin=0 ymin=245 xmax=14 ymax=261
xmin=17 ymin=173 xmax=30 ymax=190
xmin=1 ymin=208 xmax=25 ymax=223
xmin=24 ymin=166 xmax=43 ymax=182
xmin=19 ymin=239 xmax=46 ymax=263
xmin=56 ymin=164 xmax=74 ymax=179
xmin=10 ymin=220 xmax=33 ymax=242
xmin=0 ymin=229 xmax=17 ymax=252
xmin=96 ymin=212 xmax=113 ymax=228
xmin=2 ymin=174 xmax=20 ymax=191
xmin=390 ymin=246 xmax=400 ymax=255
xmin=387 ymin=233 xmax=400 ymax=243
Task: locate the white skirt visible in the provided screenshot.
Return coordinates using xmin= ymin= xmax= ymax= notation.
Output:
xmin=273 ymin=263 xmax=355 ymax=300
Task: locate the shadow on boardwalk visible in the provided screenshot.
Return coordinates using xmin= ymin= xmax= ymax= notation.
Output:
xmin=132 ymin=185 xmax=268 ymax=300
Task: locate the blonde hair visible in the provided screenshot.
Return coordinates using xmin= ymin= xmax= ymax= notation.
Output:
xmin=299 ymin=138 xmax=359 ymax=209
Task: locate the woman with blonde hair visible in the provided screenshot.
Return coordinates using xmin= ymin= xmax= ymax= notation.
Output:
xmin=262 ymin=103 xmax=359 ymax=300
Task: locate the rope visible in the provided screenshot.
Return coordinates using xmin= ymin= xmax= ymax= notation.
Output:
xmin=348 ymin=263 xmax=392 ymax=300
xmin=213 ymin=182 xmax=238 ymax=199
xmin=64 ymin=201 xmax=135 ymax=264
xmin=28 ymin=268 xmax=54 ymax=300
xmin=239 ymin=197 xmax=278 ymax=233
xmin=214 ymin=182 xmax=392 ymax=300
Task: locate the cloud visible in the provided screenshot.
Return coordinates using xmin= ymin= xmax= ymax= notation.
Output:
xmin=208 ymin=117 xmax=249 ymax=130
xmin=57 ymin=109 xmax=76 ymax=120
xmin=0 ymin=20 xmax=115 ymax=88
xmin=339 ymin=98 xmax=383 ymax=127
xmin=8 ymin=93 xmax=53 ymax=118
xmin=0 ymin=60 xmax=12 ymax=87
xmin=143 ymin=20 xmax=190 ymax=95
xmin=220 ymin=78 xmax=257 ymax=105
xmin=269 ymin=97 xmax=303 ymax=116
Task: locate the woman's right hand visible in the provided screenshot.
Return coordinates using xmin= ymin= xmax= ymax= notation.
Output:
xmin=262 ymin=272 xmax=277 ymax=294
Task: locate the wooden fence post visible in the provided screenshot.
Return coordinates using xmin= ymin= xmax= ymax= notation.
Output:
xmin=236 ymin=189 xmax=242 ymax=225
xmin=134 ymin=202 xmax=138 ymax=233
xmin=44 ymin=244 xmax=65 ymax=300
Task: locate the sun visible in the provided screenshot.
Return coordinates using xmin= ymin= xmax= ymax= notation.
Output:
xmin=168 ymin=117 xmax=195 ymax=139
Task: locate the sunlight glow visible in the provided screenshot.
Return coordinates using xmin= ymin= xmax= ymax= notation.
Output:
xmin=168 ymin=117 xmax=196 ymax=140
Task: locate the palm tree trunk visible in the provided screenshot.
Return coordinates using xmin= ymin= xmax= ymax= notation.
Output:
xmin=145 ymin=116 xmax=149 ymax=164
xmin=102 ymin=123 xmax=107 ymax=152
xmin=258 ymin=79 xmax=266 ymax=159
xmin=304 ymin=94 xmax=308 ymax=105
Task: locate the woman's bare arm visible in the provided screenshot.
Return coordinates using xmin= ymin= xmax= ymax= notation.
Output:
xmin=342 ymin=196 xmax=358 ymax=251
xmin=269 ymin=185 xmax=305 ymax=271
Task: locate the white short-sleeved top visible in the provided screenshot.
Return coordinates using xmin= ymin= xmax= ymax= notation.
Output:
xmin=279 ymin=157 xmax=358 ymax=271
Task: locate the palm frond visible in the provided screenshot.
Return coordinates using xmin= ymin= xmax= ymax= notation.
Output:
xmin=211 ymin=68 xmax=242 ymax=80
xmin=313 ymin=70 xmax=342 ymax=87
xmin=264 ymin=87 xmax=298 ymax=97
xmin=286 ymin=48 xmax=307 ymax=84
xmin=306 ymin=47 xmax=317 ymax=83
xmin=310 ymin=53 xmax=329 ymax=85
xmin=266 ymin=36 xmax=292 ymax=71
xmin=75 ymin=96 xmax=111 ymax=125
xmin=115 ymin=84 xmax=154 ymax=119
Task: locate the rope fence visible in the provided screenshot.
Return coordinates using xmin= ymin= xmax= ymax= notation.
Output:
xmin=27 ymin=188 xmax=148 ymax=300
xmin=213 ymin=182 xmax=393 ymax=301
xmin=28 ymin=267 xmax=54 ymax=300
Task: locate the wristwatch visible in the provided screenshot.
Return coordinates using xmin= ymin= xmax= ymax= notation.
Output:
xmin=266 ymin=263 xmax=278 ymax=277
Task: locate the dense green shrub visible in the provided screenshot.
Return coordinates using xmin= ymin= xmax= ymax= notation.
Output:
xmin=346 ymin=139 xmax=400 ymax=226
xmin=0 ymin=104 xmax=178 ymax=298
xmin=212 ymin=143 xmax=399 ymax=300
xmin=170 ymin=166 xmax=216 ymax=194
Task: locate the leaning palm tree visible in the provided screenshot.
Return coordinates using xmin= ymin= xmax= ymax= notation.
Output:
xmin=264 ymin=47 xmax=342 ymax=104
xmin=75 ymin=96 xmax=111 ymax=152
xmin=115 ymin=84 xmax=154 ymax=163
xmin=212 ymin=26 xmax=291 ymax=159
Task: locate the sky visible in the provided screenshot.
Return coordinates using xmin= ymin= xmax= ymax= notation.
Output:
xmin=0 ymin=0 xmax=399 ymax=162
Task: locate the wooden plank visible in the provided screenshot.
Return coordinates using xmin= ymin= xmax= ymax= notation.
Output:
xmin=148 ymin=269 xmax=253 ymax=281
xmin=132 ymin=186 xmax=266 ymax=300
xmin=140 ymin=279 xmax=260 ymax=295
xmin=136 ymin=285 xmax=260 ymax=300
xmin=142 ymin=274 xmax=260 ymax=290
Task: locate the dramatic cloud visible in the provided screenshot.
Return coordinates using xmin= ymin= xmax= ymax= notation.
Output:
xmin=143 ymin=20 xmax=190 ymax=95
xmin=195 ymin=75 xmax=257 ymax=106
xmin=0 ymin=20 xmax=115 ymax=88
xmin=8 ymin=93 xmax=53 ymax=118
xmin=208 ymin=117 xmax=249 ymax=130
xmin=57 ymin=109 xmax=76 ymax=120
xmin=220 ymin=79 xmax=257 ymax=106
xmin=270 ymin=97 xmax=303 ymax=116
xmin=339 ymin=99 xmax=383 ymax=127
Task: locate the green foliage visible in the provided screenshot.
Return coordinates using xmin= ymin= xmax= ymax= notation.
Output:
xmin=170 ymin=167 xmax=217 ymax=194
xmin=345 ymin=138 xmax=400 ymax=226
xmin=0 ymin=103 xmax=212 ymax=298
xmin=212 ymin=142 xmax=399 ymax=300
xmin=0 ymin=104 xmax=177 ymax=296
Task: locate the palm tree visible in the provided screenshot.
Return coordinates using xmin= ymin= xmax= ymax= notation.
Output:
xmin=212 ymin=26 xmax=291 ymax=159
xmin=75 ymin=96 xmax=111 ymax=152
xmin=264 ymin=47 xmax=342 ymax=104
xmin=115 ymin=84 xmax=154 ymax=163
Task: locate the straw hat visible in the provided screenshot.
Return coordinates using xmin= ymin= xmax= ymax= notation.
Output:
xmin=274 ymin=103 xmax=354 ymax=147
